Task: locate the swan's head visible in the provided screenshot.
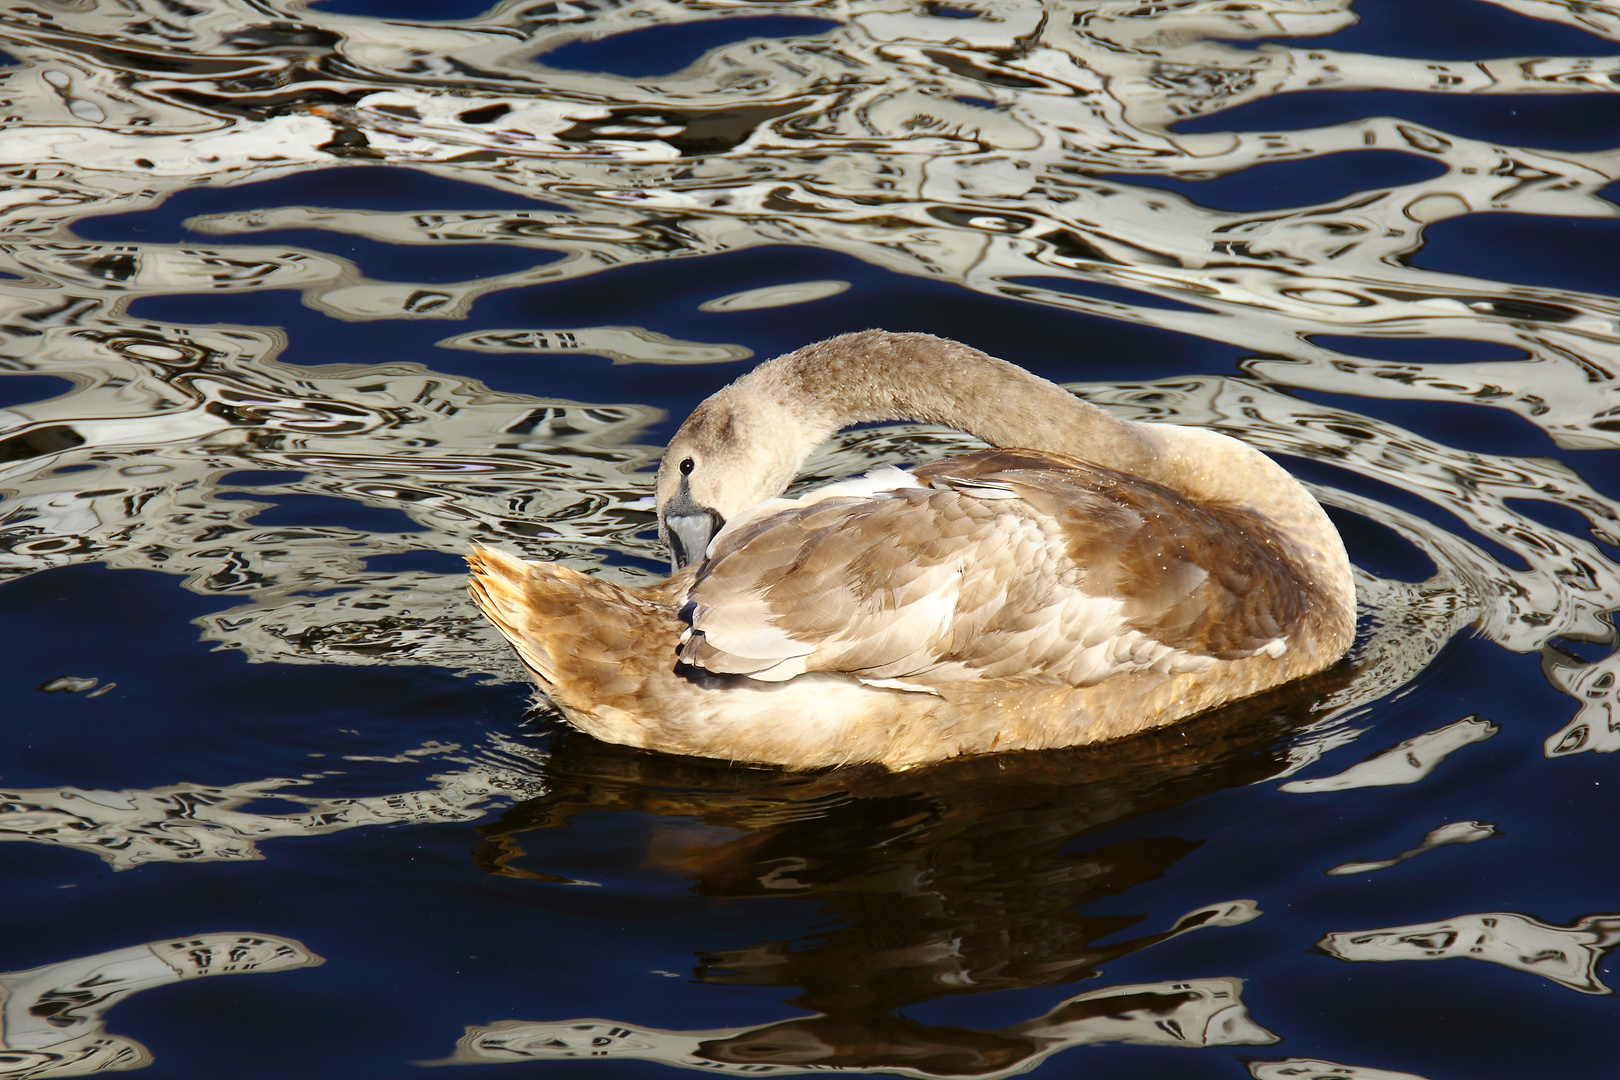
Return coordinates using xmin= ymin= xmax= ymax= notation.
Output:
xmin=655 ymin=380 xmax=818 ymax=570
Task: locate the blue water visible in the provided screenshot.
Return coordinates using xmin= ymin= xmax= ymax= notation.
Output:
xmin=1110 ymin=150 xmax=1448 ymax=211
xmin=1175 ymin=90 xmax=1620 ymax=152
xmin=3 ymin=2 xmax=1620 ymax=1078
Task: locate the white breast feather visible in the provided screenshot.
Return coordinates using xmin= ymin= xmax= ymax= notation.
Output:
xmin=856 ymin=677 xmax=942 ymax=694
xmin=1062 ymin=641 xmax=1113 ymax=686
xmin=803 ymin=465 xmax=924 ymax=502
xmin=702 ymin=465 xmax=924 ymax=564
xmin=742 ymin=654 xmax=811 ymax=682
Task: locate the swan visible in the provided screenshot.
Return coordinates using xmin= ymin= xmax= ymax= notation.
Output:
xmin=467 ymin=330 xmax=1355 ymax=770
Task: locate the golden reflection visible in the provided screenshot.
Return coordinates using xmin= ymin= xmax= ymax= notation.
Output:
xmin=0 ymin=933 xmax=321 ymax=1077
xmin=431 ymin=691 xmax=1351 ymax=1074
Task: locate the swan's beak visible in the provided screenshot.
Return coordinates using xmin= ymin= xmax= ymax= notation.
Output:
xmin=666 ymin=511 xmax=722 ymax=570
xmin=663 ymin=480 xmax=725 ymax=570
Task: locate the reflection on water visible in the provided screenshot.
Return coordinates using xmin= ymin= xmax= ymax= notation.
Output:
xmin=1279 ymin=715 xmax=1498 ymax=792
xmin=433 ymin=977 xmax=1275 ymax=1074
xmin=1319 ymin=910 xmax=1620 ymax=994
xmin=1248 ymin=1061 xmax=1432 ymax=1080
xmin=1326 ymin=818 xmax=1500 ymax=876
xmin=0 ymin=933 xmax=320 ymax=1077
xmin=445 ymin=708 xmax=1305 ymax=1075
xmin=0 ymin=742 xmax=543 ymax=868
xmin=0 ymin=0 xmax=1618 ymax=1076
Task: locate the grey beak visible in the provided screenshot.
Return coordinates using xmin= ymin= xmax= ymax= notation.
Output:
xmin=666 ymin=511 xmax=721 ymax=571
xmin=663 ymin=478 xmax=725 ymax=570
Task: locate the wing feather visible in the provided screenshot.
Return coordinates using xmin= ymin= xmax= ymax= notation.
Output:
xmin=679 ymin=450 xmax=1327 ymax=686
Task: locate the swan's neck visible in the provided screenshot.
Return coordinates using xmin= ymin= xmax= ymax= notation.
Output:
xmin=678 ymin=331 xmax=1352 ymax=624
xmin=738 ymin=331 xmax=1159 ymax=481
xmin=727 ymin=330 xmax=1352 ymax=617
xmin=731 ymin=331 xmax=1324 ymax=515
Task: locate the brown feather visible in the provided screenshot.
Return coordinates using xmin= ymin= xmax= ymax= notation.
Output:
xmin=918 ymin=451 xmax=1329 ymax=659
xmin=680 ymin=451 xmax=1333 ymax=687
xmin=468 ymin=332 xmax=1356 ymax=770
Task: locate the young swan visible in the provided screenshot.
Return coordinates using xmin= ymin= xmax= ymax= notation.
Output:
xmin=468 ymin=330 xmax=1355 ymax=770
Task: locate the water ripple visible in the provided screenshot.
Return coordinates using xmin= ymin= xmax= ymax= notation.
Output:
xmin=0 ymin=2 xmax=1618 ymax=1072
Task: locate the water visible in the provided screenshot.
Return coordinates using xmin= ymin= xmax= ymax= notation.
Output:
xmin=0 ymin=0 xmax=1617 ymax=1076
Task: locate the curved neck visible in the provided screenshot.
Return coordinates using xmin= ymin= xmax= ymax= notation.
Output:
xmin=736 ymin=330 xmax=1160 ymax=480
xmin=689 ymin=329 xmax=1341 ymax=526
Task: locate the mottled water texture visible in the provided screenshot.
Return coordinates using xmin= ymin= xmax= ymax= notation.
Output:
xmin=0 ymin=0 xmax=1619 ymax=1077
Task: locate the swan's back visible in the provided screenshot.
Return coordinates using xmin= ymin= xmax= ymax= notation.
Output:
xmin=682 ymin=449 xmax=1345 ymax=693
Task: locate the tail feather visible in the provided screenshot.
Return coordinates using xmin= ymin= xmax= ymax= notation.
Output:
xmin=466 ymin=546 xmax=566 ymax=686
xmin=465 ymin=546 xmax=685 ymax=712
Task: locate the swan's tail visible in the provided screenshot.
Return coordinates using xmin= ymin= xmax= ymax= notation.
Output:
xmin=467 ymin=546 xmax=578 ymax=689
xmin=465 ymin=547 xmax=686 ymax=730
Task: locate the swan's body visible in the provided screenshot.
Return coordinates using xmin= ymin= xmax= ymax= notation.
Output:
xmin=468 ymin=331 xmax=1354 ymax=770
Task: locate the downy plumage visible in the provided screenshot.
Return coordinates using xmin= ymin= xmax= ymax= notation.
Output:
xmin=468 ymin=330 xmax=1354 ymax=770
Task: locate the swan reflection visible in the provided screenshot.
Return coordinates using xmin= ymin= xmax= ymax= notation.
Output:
xmin=439 ymin=701 xmax=1349 ymax=1075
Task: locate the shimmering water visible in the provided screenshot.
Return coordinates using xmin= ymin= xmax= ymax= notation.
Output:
xmin=1 ymin=0 xmax=1618 ymax=1076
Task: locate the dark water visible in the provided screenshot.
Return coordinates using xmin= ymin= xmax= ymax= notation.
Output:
xmin=1 ymin=2 xmax=1619 ymax=1078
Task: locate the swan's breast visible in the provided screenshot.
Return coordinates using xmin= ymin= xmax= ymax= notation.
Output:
xmin=676 ymin=449 xmax=1332 ymax=691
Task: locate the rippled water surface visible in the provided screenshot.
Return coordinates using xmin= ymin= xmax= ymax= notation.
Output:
xmin=2 ymin=0 xmax=1619 ymax=1076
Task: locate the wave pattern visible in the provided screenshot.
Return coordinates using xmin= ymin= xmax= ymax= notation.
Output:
xmin=0 ymin=8 xmax=1616 ymax=1040
xmin=0 ymin=0 xmax=1616 ymax=755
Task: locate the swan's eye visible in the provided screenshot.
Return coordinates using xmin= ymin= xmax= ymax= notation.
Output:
xmin=679 ymin=457 xmax=695 ymax=476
